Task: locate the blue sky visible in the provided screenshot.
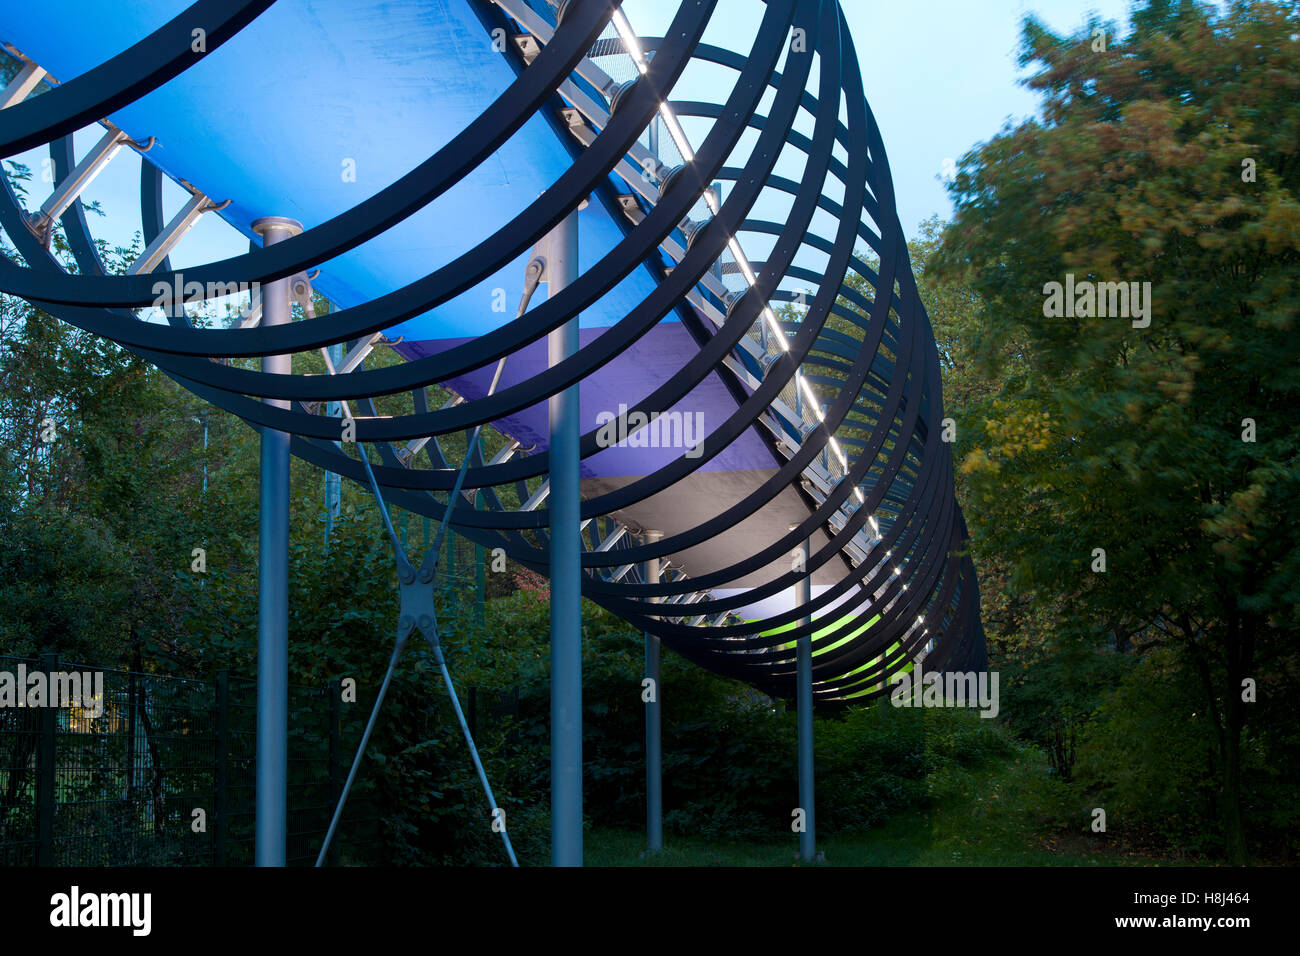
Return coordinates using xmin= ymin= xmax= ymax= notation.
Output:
xmin=619 ymin=0 xmax=1137 ymax=237
xmin=6 ymin=0 xmax=1142 ymax=272
xmin=839 ymin=0 xmax=1136 ymax=236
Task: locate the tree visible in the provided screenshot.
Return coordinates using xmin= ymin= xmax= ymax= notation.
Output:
xmin=934 ymin=0 xmax=1300 ymax=861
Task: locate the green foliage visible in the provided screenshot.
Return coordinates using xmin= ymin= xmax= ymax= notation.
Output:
xmin=7 ymin=17 xmax=1299 ymax=864
xmin=0 ymin=509 xmax=132 ymax=661
xmin=997 ymin=637 xmax=1134 ymax=780
xmin=930 ymin=0 xmax=1300 ymax=862
xmin=1072 ymin=647 xmax=1223 ymax=857
xmin=1065 ymin=646 xmax=1300 ymax=861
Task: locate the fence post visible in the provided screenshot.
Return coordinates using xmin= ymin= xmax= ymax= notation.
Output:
xmin=327 ymin=678 xmax=341 ymax=867
xmin=475 ymin=485 xmax=486 ymax=624
xmin=445 ymin=528 xmax=456 ymax=606
xmin=214 ymin=670 xmax=230 ymax=866
xmin=35 ymin=650 xmax=57 ymax=867
xmin=126 ymin=669 xmax=137 ymax=799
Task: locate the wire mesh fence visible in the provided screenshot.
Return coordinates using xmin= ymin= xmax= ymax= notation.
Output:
xmin=0 ymin=653 xmax=378 ymax=866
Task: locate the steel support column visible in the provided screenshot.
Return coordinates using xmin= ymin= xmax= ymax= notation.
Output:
xmin=251 ymin=216 xmax=301 ymax=868
xmin=795 ymin=534 xmax=815 ymax=862
xmin=547 ymin=207 xmax=582 ymax=867
xmin=643 ymin=529 xmax=664 ymax=853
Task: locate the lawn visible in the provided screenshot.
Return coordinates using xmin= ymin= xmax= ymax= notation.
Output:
xmin=584 ymin=748 xmax=1166 ymax=867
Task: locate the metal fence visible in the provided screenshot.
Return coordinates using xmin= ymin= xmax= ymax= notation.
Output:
xmin=0 ymin=653 xmax=378 ymax=866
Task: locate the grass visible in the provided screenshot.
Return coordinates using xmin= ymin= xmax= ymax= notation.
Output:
xmin=584 ymin=747 xmax=1167 ymax=867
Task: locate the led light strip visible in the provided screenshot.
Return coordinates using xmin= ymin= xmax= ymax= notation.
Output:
xmin=609 ymin=8 xmax=864 ymax=504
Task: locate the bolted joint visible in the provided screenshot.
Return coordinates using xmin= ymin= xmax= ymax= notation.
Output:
xmin=558 ymin=107 xmax=585 ymax=131
xmin=616 ymin=194 xmax=641 ymax=220
xmin=681 ymin=217 xmax=712 ymax=251
xmin=607 ymin=78 xmax=639 ymax=117
xmin=512 ymin=34 xmax=541 ymax=64
xmin=723 ymin=287 xmax=749 ymax=321
xmin=657 ymin=164 xmax=691 ymax=201
xmin=23 ymin=211 xmax=53 ymax=248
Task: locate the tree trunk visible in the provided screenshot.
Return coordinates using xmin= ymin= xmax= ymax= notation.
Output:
xmin=1185 ymin=610 xmax=1248 ymax=865
xmin=1222 ymin=716 xmax=1246 ymax=865
xmin=1220 ymin=606 xmax=1252 ymax=865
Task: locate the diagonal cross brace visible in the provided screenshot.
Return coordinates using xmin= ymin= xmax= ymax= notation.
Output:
xmin=315 ymin=260 xmax=547 ymax=867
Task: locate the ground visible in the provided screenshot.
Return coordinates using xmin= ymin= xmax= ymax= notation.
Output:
xmin=584 ymin=749 xmax=1169 ymax=867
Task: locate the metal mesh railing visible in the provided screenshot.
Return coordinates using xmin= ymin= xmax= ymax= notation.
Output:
xmin=0 ymin=653 xmax=378 ymax=866
xmin=586 ymin=18 xmax=839 ymax=486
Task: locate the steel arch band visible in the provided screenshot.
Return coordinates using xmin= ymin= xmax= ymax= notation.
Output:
xmin=0 ymin=0 xmax=985 ymax=704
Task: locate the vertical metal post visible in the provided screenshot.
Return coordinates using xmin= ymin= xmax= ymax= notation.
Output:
xmin=547 ymin=207 xmax=583 ymax=867
xmin=214 ymin=669 xmax=230 ymax=866
xmin=445 ymin=529 xmax=456 ymax=594
xmin=324 ymin=342 xmax=343 ymax=547
xmin=327 ymin=678 xmax=341 ymax=867
xmin=475 ymin=486 xmax=486 ymax=624
xmin=643 ymin=530 xmax=664 ymax=854
xmin=126 ymin=669 xmax=138 ymax=799
xmin=35 ymin=650 xmax=56 ymax=867
xmin=251 ymin=216 xmax=302 ymax=867
xmin=795 ymin=534 xmax=815 ymax=862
